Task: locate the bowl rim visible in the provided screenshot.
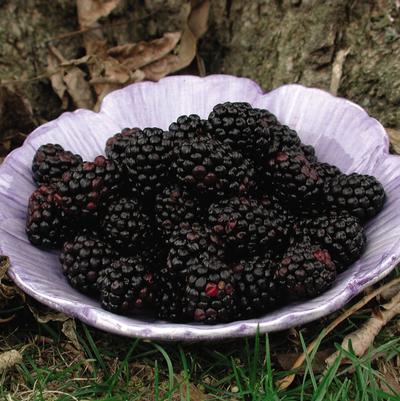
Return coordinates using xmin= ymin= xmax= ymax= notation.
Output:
xmin=1 ymin=74 xmax=400 ymax=341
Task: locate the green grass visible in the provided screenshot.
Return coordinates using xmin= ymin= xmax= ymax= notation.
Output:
xmin=1 ymin=313 xmax=400 ymax=401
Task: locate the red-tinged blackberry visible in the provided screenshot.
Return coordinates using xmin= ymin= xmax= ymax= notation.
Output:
xmin=300 ymin=211 xmax=365 ymax=271
xmin=101 ymin=197 xmax=152 ymax=254
xmin=124 ymin=127 xmax=173 ymax=198
xmin=301 ymin=144 xmax=318 ymax=163
xmin=26 ymin=185 xmax=72 ymax=249
xmin=324 ymin=172 xmax=385 ymax=222
xmin=32 ymin=143 xmax=82 ymax=185
xmin=207 ymin=102 xmax=275 ymax=159
xmin=60 ymin=232 xmax=114 ymax=294
xmin=98 ymin=255 xmax=154 ymax=314
xmin=154 ymin=268 xmax=185 ymax=322
xmin=105 ymin=127 xmax=142 ymax=163
xmin=185 ymin=256 xmax=236 ymax=323
xmin=208 ymin=197 xmax=289 ymax=261
xmin=55 ymin=155 xmax=121 ymax=222
xmin=274 ymin=241 xmax=337 ymax=299
xmin=172 ymin=134 xmax=254 ymax=199
xmin=155 ymin=185 xmax=202 ymax=240
xmin=169 ymin=114 xmax=210 ymax=145
xmin=269 ymin=149 xmax=324 ymax=210
xmin=167 ymin=223 xmax=223 ymax=277
xmin=232 ymin=254 xmax=279 ymax=319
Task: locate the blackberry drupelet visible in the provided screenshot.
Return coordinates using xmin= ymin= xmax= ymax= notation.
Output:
xmin=60 ymin=231 xmax=114 ymax=294
xmin=208 ymin=196 xmax=289 ymax=261
xmin=98 ymin=255 xmax=154 ymax=314
xmin=32 ymin=143 xmax=82 ymax=185
xmin=55 ymin=155 xmax=121 ymax=222
xmin=26 ymin=185 xmax=71 ymax=248
xmin=300 ymin=144 xmax=318 ymax=163
xmin=232 ymin=254 xmax=279 ymax=319
xmin=154 ymin=268 xmax=185 ymax=322
xmin=274 ymin=240 xmax=337 ymax=299
xmin=155 ymin=185 xmax=202 ymax=240
xmin=169 ymin=114 xmax=210 ymax=146
xmin=316 ymin=162 xmax=342 ymax=180
xmin=207 ymin=102 xmax=275 ymax=159
xmin=300 ymin=211 xmax=365 ymax=271
xmin=185 ymin=256 xmax=236 ymax=323
xmin=269 ymin=149 xmax=324 ymax=210
xmin=172 ymin=134 xmax=254 ymax=199
xmin=125 ymin=127 xmax=173 ymax=198
xmin=167 ymin=223 xmax=223 ymax=277
xmin=101 ymin=197 xmax=152 ymax=254
xmin=324 ymin=172 xmax=386 ymax=221
xmin=105 ymin=127 xmax=142 ymax=163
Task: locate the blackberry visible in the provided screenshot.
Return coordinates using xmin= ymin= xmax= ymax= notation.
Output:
xmin=125 ymin=127 xmax=173 ymax=198
xmin=316 ymin=162 xmax=342 ymax=180
xmin=324 ymin=172 xmax=386 ymax=221
xmin=207 ymin=102 xmax=275 ymax=159
xmin=300 ymin=144 xmax=318 ymax=163
xmin=154 ymin=268 xmax=185 ymax=322
xmin=268 ymin=124 xmax=301 ymax=156
xmin=98 ymin=255 xmax=154 ymax=314
xmin=105 ymin=127 xmax=142 ymax=163
xmin=269 ymin=149 xmax=324 ymax=210
xmin=232 ymin=254 xmax=279 ymax=319
xmin=101 ymin=197 xmax=152 ymax=254
xmin=172 ymin=134 xmax=254 ymax=199
xmin=185 ymin=256 xmax=235 ymax=323
xmin=32 ymin=143 xmax=82 ymax=185
xmin=60 ymin=232 xmax=114 ymax=294
xmin=26 ymin=185 xmax=72 ymax=248
xmin=167 ymin=223 xmax=223 ymax=277
xmin=300 ymin=211 xmax=365 ymax=271
xmin=274 ymin=241 xmax=337 ymax=299
xmin=208 ymin=197 xmax=289 ymax=261
xmin=169 ymin=114 xmax=210 ymax=145
xmin=55 ymin=156 xmax=121 ymax=222
xmin=155 ymin=185 xmax=202 ymax=240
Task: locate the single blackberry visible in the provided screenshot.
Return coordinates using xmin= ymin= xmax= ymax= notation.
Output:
xmin=232 ymin=254 xmax=279 ymax=319
xmin=324 ymin=172 xmax=386 ymax=221
xmin=316 ymin=162 xmax=342 ymax=180
xmin=167 ymin=223 xmax=223 ymax=277
xmin=269 ymin=149 xmax=324 ymax=210
xmin=172 ymin=134 xmax=254 ymax=199
xmin=155 ymin=185 xmax=202 ymax=240
xmin=98 ymin=255 xmax=154 ymax=314
xmin=154 ymin=268 xmax=185 ymax=322
xmin=185 ymin=256 xmax=236 ymax=323
xmin=26 ymin=185 xmax=72 ymax=248
xmin=208 ymin=197 xmax=289 ymax=261
xmin=274 ymin=241 xmax=337 ymax=299
xmin=300 ymin=144 xmax=318 ymax=163
xmin=60 ymin=232 xmax=114 ymax=294
xmin=55 ymin=156 xmax=121 ymax=222
xmin=124 ymin=127 xmax=173 ymax=198
xmin=207 ymin=102 xmax=275 ymax=159
xmin=32 ymin=143 xmax=82 ymax=185
xmin=300 ymin=211 xmax=365 ymax=271
xmin=105 ymin=127 xmax=142 ymax=163
xmin=101 ymin=197 xmax=152 ymax=254
xmin=169 ymin=114 xmax=210 ymax=145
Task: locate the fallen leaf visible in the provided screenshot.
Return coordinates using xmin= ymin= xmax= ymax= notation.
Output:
xmin=63 ymin=67 xmax=94 ymax=109
xmin=28 ymin=303 xmax=69 ymax=324
xmin=0 ymin=350 xmax=22 ymax=372
xmin=47 ymin=49 xmax=68 ymax=109
xmin=77 ymin=0 xmax=121 ymax=28
xmin=277 ymin=276 xmax=400 ymax=390
xmin=62 ymin=319 xmax=82 ymax=351
xmin=377 ymin=360 xmax=400 ymax=395
xmin=0 ymin=255 xmax=9 ymax=279
xmin=325 ymin=290 xmax=400 ymax=366
xmin=108 ymin=32 xmax=182 ymax=71
xmin=387 ymin=128 xmax=400 ymax=154
xmin=188 ymin=0 xmax=210 ymax=39
xmin=276 ymin=348 xmax=335 ymax=373
xmin=330 ymin=48 xmax=350 ymax=96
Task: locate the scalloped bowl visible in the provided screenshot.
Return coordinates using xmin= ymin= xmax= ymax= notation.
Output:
xmin=1 ymin=75 xmax=400 ymax=341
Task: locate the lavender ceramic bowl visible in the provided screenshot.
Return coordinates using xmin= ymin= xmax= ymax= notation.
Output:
xmin=1 ymin=75 xmax=400 ymax=341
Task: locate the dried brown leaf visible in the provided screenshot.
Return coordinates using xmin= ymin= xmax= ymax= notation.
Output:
xmin=28 ymin=304 xmax=69 ymax=324
xmin=63 ymin=68 xmax=94 ymax=109
xmin=0 ymin=255 xmax=9 ymax=280
xmin=387 ymin=128 xmax=400 ymax=154
xmin=325 ymin=290 xmax=400 ymax=366
xmin=108 ymin=32 xmax=181 ymax=71
xmin=47 ymin=49 xmax=68 ymax=109
xmin=62 ymin=319 xmax=82 ymax=351
xmin=0 ymin=350 xmax=22 ymax=372
xmin=188 ymin=0 xmax=210 ymax=39
xmin=276 ymin=349 xmax=335 ymax=373
xmin=77 ymin=0 xmax=121 ymax=28
xmin=330 ymin=48 xmax=350 ymax=95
